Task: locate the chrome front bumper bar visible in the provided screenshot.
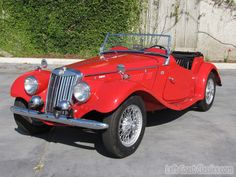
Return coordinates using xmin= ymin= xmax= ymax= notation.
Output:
xmin=10 ymin=106 xmax=108 ymax=130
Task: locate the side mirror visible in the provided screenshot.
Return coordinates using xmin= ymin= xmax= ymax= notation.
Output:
xmin=41 ymin=59 xmax=48 ymax=69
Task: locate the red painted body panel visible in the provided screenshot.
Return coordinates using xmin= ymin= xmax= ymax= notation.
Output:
xmin=10 ymin=51 xmax=221 ymax=125
xmin=162 ymin=56 xmax=194 ymax=101
xmin=195 ymin=62 xmax=221 ymax=99
xmin=11 ymin=69 xmax=51 ymax=104
xmin=66 ymin=53 xmax=158 ymax=76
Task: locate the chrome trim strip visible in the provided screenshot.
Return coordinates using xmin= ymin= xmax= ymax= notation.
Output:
xmin=45 ymin=73 xmax=53 ymax=113
xmin=85 ymin=71 xmax=118 ymax=77
xmin=11 ymin=106 xmax=108 ymax=130
xmin=126 ymin=65 xmax=158 ymax=71
xmin=85 ymin=65 xmax=158 ymax=77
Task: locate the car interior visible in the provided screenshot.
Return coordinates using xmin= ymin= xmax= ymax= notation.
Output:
xmin=109 ymin=45 xmax=204 ymax=70
xmin=171 ymin=51 xmax=204 ymax=70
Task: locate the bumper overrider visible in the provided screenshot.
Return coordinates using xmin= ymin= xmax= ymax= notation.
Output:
xmin=10 ymin=106 xmax=109 ymax=130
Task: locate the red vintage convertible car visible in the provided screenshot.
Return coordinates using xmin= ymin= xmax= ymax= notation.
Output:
xmin=10 ymin=33 xmax=221 ymax=158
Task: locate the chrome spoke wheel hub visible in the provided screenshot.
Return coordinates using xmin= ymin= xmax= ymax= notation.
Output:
xmin=118 ymin=105 xmax=143 ymax=147
xmin=205 ymin=78 xmax=215 ymax=105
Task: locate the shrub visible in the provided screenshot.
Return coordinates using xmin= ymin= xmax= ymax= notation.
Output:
xmin=0 ymin=0 xmax=140 ymax=58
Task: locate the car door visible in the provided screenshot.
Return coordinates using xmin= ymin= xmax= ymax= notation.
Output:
xmin=163 ymin=64 xmax=194 ymax=101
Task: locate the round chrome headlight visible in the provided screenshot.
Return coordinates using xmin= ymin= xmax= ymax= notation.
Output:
xmin=24 ymin=76 xmax=38 ymax=95
xmin=73 ymin=82 xmax=91 ymax=103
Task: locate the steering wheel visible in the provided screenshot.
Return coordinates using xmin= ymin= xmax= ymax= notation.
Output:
xmin=148 ymin=45 xmax=167 ymax=51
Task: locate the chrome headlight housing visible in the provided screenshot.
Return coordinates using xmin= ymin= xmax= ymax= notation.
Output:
xmin=24 ymin=76 xmax=38 ymax=95
xmin=73 ymin=82 xmax=91 ymax=103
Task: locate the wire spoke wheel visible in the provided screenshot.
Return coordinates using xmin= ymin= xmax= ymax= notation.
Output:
xmin=118 ymin=105 xmax=143 ymax=147
xmin=197 ymin=73 xmax=216 ymax=112
xmin=102 ymin=96 xmax=146 ymax=158
xmin=205 ymin=78 xmax=215 ymax=105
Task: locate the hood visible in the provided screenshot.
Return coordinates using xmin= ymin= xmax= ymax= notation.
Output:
xmin=66 ymin=53 xmax=160 ymax=76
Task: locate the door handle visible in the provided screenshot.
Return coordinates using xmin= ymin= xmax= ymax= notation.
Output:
xmin=168 ymin=77 xmax=175 ymax=84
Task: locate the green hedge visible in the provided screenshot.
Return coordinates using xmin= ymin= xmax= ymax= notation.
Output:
xmin=0 ymin=0 xmax=140 ymax=57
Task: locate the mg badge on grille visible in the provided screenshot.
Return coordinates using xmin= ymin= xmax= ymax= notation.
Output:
xmin=59 ymin=67 xmax=67 ymax=75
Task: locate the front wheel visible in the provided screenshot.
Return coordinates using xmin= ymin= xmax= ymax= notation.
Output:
xmin=102 ymin=96 xmax=146 ymax=158
xmin=197 ymin=72 xmax=216 ymax=111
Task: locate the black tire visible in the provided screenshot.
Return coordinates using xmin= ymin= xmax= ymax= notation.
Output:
xmin=197 ymin=72 xmax=216 ymax=111
xmin=14 ymin=98 xmax=52 ymax=135
xmin=102 ymin=96 xmax=146 ymax=158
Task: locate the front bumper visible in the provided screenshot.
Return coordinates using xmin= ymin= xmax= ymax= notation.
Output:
xmin=10 ymin=106 xmax=108 ymax=130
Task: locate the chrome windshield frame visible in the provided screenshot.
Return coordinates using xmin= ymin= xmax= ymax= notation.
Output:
xmin=99 ymin=33 xmax=172 ymax=65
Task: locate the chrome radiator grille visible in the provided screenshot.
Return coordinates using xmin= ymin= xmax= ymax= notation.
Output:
xmin=46 ymin=68 xmax=82 ymax=113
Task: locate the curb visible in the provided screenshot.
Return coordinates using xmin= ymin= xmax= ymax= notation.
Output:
xmin=0 ymin=57 xmax=84 ymax=65
xmin=213 ymin=63 xmax=236 ymax=70
xmin=1 ymin=57 xmax=236 ymax=69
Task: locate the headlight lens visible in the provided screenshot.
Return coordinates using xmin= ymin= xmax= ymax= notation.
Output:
xmin=24 ymin=76 xmax=38 ymax=95
xmin=73 ymin=82 xmax=91 ymax=103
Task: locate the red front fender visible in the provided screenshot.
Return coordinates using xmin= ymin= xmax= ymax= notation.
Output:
xmin=92 ymin=79 xmax=151 ymax=113
xmin=72 ymin=78 xmax=152 ymax=117
xmin=11 ymin=69 xmax=51 ymax=102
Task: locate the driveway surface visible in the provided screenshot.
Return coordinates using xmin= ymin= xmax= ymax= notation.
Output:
xmin=0 ymin=64 xmax=235 ymax=177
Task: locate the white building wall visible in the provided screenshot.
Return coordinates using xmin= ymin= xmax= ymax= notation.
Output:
xmin=140 ymin=0 xmax=236 ymax=61
xmin=197 ymin=0 xmax=236 ymax=61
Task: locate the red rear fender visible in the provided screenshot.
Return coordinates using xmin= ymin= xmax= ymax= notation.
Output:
xmin=195 ymin=62 xmax=222 ymax=99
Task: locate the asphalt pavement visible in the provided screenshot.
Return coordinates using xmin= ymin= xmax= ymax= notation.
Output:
xmin=0 ymin=64 xmax=235 ymax=177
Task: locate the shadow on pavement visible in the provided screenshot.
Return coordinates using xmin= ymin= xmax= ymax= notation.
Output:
xmin=15 ymin=126 xmax=113 ymax=157
xmin=146 ymin=108 xmax=191 ymax=127
xmin=15 ymin=108 xmax=194 ymax=158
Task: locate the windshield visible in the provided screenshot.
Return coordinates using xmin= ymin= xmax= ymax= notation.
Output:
xmin=100 ymin=33 xmax=171 ymax=57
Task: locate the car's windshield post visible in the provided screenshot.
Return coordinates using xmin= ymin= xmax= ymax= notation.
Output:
xmin=100 ymin=32 xmax=110 ymax=56
xmin=163 ymin=36 xmax=172 ymax=65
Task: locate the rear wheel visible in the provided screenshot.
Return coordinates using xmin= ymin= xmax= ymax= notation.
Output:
xmin=197 ymin=73 xmax=216 ymax=111
xmin=102 ymin=96 xmax=146 ymax=158
xmin=14 ymin=98 xmax=52 ymax=135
